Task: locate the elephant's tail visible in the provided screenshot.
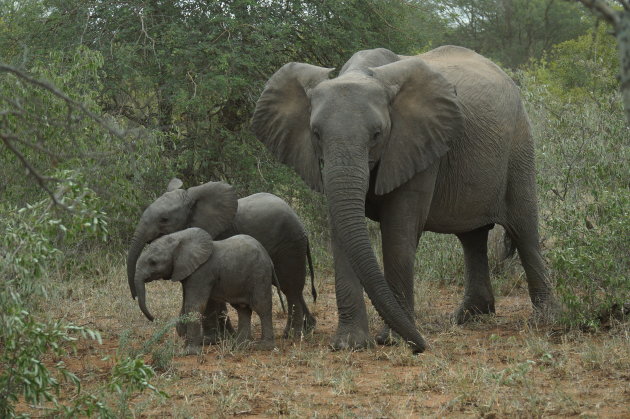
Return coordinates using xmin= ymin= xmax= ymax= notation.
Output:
xmin=501 ymin=231 xmax=517 ymax=261
xmin=272 ymin=268 xmax=286 ymax=313
xmin=306 ymin=237 xmax=317 ymax=302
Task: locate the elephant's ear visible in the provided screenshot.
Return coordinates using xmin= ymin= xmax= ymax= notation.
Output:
xmin=186 ymin=181 xmax=238 ymax=238
xmin=166 ymin=178 xmax=183 ymax=192
xmin=251 ymin=62 xmax=334 ymax=192
xmin=171 ymin=228 xmax=214 ymax=282
xmin=370 ymin=58 xmax=464 ymax=195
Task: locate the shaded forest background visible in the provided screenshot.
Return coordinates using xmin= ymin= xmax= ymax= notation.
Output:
xmin=1 ymin=1 xmax=628 ymax=416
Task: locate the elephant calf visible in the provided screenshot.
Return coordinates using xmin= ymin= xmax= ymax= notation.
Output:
xmin=134 ymin=228 xmax=284 ymax=354
xmin=127 ymin=178 xmax=316 ymax=340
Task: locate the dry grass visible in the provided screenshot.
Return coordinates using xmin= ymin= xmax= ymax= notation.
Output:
xmin=30 ymin=250 xmax=630 ymax=418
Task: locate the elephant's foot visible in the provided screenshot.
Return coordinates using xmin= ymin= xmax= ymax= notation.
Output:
xmin=202 ymin=332 xmax=224 ymax=345
xmin=453 ymin=298 xmax=496 ymax=324
xmin=330 ymin=327 xmax=372 ymax=351
xmin=202 ymin=318 xmax=236 ymax=344
xmin=282 ymin=321 xmax=302 ymax=339
xmin=183 ymin=344 xmax=202 ymax=356
xmin=202 ymin=328 xmax=234 ymax=345
xmin=176 ymin=321 xmax=186 ymax=338
xmin=234 ymin=331 xmax=253 ymax=347
xmin=375 ymin=325 xmax=401 ymax=346
xmin=252 ymin=340 xmax=276 ymax=351
xmin=530 ymin=294 xmax=562 ymax=326
xmin=283 ymin=315 xmax=316 ymax=339
xmin=303 ymin=313 xmax=317 ymax=334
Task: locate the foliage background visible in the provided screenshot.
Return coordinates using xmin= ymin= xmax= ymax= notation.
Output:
xmin=1 ymin=0 xmax=628 ymax=415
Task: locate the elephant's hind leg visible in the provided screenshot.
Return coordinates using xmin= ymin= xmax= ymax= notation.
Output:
xmin=274 ymin=243 xmax=316 ymax=338
xmin=234 ymin=305 xmax=253 ymax=344
xmin=453 ymin=225 xmax=496 ymax=324
xmin=504 ymin=218 xmax=558 ymax=322
xmin=252 ymin=299 xmax=276 ymax=350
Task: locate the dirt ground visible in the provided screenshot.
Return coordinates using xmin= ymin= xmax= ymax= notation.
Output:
xmin=34 ymin=260 xmax=630 ymax=418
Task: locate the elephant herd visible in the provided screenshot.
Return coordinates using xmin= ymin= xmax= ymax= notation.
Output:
xmin=128 ymin=46 xmax=559 ymax=355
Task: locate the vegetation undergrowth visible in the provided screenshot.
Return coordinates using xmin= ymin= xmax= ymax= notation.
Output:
xmin=519 ymin=25 xmax=629 ymax=329
xmin=1 ymin=1 xmax=628 ymax=416
xmin=0 ymin=175 xmax=166 ymax=417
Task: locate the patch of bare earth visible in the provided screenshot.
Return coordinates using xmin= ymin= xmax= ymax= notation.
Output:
xmin=33 ymin=259 xmax=630 ymax=418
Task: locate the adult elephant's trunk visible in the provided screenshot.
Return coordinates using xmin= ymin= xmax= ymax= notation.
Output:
xmin=127 ymin=225 xmax=150 ymax=300
xmin=323 ymin=161 xmax=426 ymax=353
xmin=135 ymin=272 xmax=154 ymax=321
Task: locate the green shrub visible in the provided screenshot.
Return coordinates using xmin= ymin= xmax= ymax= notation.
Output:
xmin=518 ymin=26 xmax=629 ymax=328
xmin=0 ymin=173 xmax=165 ymax=417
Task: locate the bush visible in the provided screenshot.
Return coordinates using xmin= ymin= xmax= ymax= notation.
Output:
xmin=518 ymin=26 xmax=630 ymax=328
xmin=0 ymin=173 xmax=165 ymax=417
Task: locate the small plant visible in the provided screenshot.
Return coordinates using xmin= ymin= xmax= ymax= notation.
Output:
xmin=0 ymin=176 xmax=165 ymax=417
xmin=108 ymin=356 xmax=168 ymax=417
xmin=329 ymin=368 xmax=358 ymax=395
xmin=491 ymin=360 xmax=536 ymax=386
xmin=0 ymin=291 xmax=102 ymax=417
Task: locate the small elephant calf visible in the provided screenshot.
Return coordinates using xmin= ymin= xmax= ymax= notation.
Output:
xmin=134 ymin=227 xmax=284 ymax=354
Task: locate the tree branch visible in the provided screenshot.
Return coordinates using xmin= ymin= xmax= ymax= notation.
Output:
xmin=0 ymin=64 xmax=125 ymax=138
xmin=1 ymin=63 xmax=127 ymax=208
xmin=0 ymin=133 xmax=69 ymax=210
xmin=572 ymin=0 xmax=620 ymax=25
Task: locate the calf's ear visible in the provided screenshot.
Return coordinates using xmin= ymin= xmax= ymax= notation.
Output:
xmin=171 ymin=228 xmax=214 ymax=282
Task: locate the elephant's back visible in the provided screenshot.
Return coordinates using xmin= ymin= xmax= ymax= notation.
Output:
xmin=419 ymin=46 xmax=522 ymax=116
xmin=212 ymin=235 xmax=272 ymax=290
xmin=233 ymin=193 xmax=307 ymax=256
xmin=419 ymin=46 xmax=533 ymax=231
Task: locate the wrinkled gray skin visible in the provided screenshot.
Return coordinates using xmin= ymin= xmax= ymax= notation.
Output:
xmin=127 ymin=179 xmax=316 ymax=341
xmin=252 ymin=46 xmax=558 ymax=353
xmin=135 ymin=228 xmax=281 ymax=354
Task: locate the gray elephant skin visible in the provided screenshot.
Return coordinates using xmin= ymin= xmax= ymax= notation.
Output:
xmin=127 ymin=178 xmax=316 ymax=339
xmin=135 ymin=228 xmax=283 ymax=353
xmin=252 ymin=46 xmax=558 ymax=353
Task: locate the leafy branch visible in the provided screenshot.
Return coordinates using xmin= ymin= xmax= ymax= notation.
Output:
xmin=1 ymin=64 xmax=126 ymax=208
xmin=569 ymin=0 xmax=630 ymax=123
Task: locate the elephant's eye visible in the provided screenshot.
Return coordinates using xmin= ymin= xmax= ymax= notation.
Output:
xmin=371 ymin=130 xmax=382 ymax=144
xmin=312 ymin=128 xmax=321 ymax=140
xmin=159 ymin=217 xmax=168 ymax=224
xmin=148 ymin=258 xmax=156 ymax=266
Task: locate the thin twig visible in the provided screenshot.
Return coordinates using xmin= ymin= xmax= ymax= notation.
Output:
xmin=0 ymin=133 xmax=70 ymax=210
xmin=1 ymin=132 xmax=69 ymax=159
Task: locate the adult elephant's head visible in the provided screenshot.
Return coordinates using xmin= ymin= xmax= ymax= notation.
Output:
xmin=251 ymin=56 xmax=463 ymax=352
xmin=126 ymin=178 xmax=237 ymax=299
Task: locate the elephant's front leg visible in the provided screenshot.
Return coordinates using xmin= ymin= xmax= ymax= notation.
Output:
xmin=375 ymin=220 xmax=421 ymax=345
xmin=331 ymin=237 xmax=371 ymax=350
xmin=375 ymin=168 xmax=437 ymax=345
xmin=201 ymin=300 xmax=235 ymax=344
xmin=182 ymin=284 xmax=212 ymax=355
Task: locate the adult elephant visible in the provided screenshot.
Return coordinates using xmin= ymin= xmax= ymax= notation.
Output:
xmin=252 ymin=46 xmax=557 ymax=353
